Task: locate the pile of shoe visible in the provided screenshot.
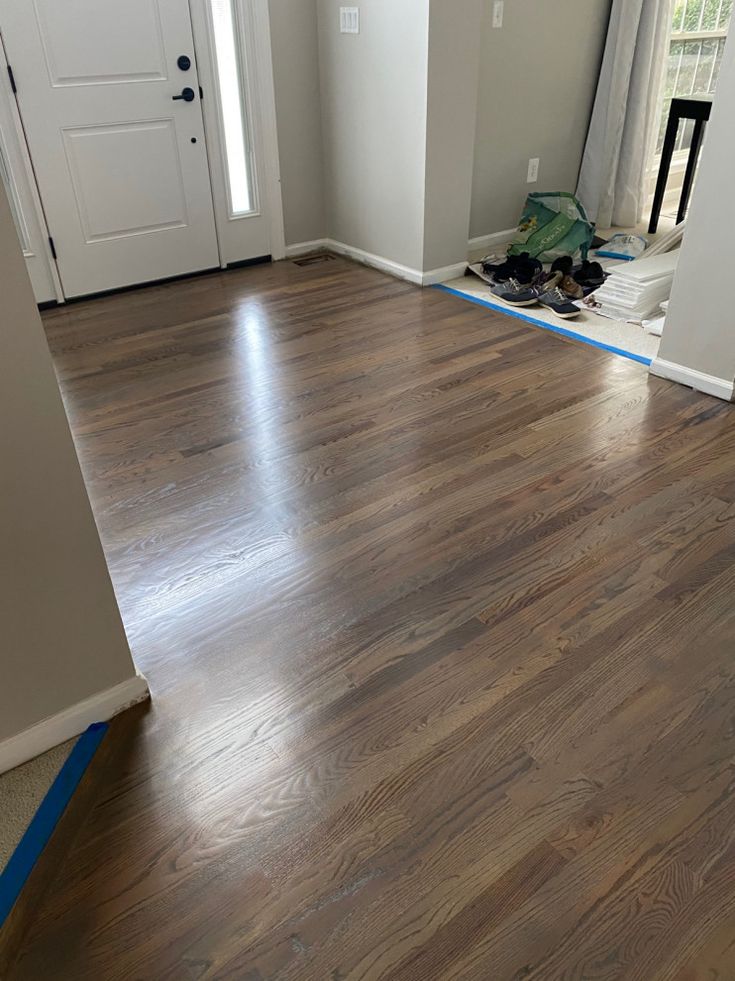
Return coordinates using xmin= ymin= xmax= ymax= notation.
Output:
xmin=480 ymin=253 xmax=604 ymax=321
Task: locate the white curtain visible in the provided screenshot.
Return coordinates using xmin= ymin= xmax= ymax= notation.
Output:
xmin=576 ymin=0 xmax=673 ymax=229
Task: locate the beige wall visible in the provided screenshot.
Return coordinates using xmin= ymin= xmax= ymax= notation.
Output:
xmin=423 ymin=0 xmax=483 ymax=271
xmin=655 ymin=25 xmax=735 ymax=386
xmin=268 ymin=0 xmax=326 ymax=245
xmin=0 ymin=183 xmax=138 ymax=743
xmin=470 ymin=0 xmax=610 ymax=239
xmin=317 ymin=0 xmax=429 ymax=271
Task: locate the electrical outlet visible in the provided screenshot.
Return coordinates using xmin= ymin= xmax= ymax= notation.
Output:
xmin=492 ymin=1 xmax=504 ymax=28
xmin=340 ymin=6 xmax=359 ymax=33
xmin=527 ymin=157 xmax=540 ymax=183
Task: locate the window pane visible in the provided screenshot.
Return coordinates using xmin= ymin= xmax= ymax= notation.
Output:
xmin=693 ymin=38 xmax=716 ymax=92
xmin=673 ymin=0 xmax=686 ymax=31
xmin=210 ymin=0 xmax=252 ymax=215
xmin=701 ymin=0 xmax=721 ymax=29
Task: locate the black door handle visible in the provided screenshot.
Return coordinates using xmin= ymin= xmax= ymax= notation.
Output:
xmin=172 ymin=87 xmax=195 ymax=102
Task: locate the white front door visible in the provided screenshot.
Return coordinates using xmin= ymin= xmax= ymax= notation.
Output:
xmin=0 ymin=0 xmax=220 ymax=297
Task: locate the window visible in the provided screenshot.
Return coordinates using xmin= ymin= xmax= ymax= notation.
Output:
xmin=657 ymin=0 xmax=733 ymax=154
xmin=209 ymin=0 xmax=254 ymax=216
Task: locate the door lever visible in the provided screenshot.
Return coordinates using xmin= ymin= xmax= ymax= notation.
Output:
xmin=172 ymin=87 xmax=195 ymax=102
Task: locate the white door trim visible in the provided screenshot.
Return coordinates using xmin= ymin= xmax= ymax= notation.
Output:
xmin=0 ymin=34 xmax=63 ymax=303
xmin=248 ymin=0 xmax=285 ymax=261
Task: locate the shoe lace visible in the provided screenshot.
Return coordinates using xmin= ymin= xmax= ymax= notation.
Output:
xmin=548 ymin=286 xmax=568 ymax=303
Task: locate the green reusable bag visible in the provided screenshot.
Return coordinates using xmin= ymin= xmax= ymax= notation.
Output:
xmin=508 ymin=192 xmax=594 ymax=262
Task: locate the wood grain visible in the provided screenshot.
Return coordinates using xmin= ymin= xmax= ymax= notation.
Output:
xmin=5 ymin=254 xmax=735 ymax=980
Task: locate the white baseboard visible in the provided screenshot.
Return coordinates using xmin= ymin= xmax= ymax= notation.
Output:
xmin=325 ymin=238 xmax=424 ymax=285
xmin=0 ymin=673 xmax=150 ymax=776
xmin=285 ymin=238 xmax=468 ymax=287
xmin=284 ymin=238 xmax=329 ymax=258
xmin=650 ymin=357 xmax=734 ymax=402
xmin=421 ymin=261 xmax=469 ymax=286
xmin=468 ymin=228 xmax=517 ymax=255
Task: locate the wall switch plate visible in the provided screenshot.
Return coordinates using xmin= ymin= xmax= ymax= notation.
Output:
xmin=340 ymin=6 xmax=359 ymax=33
xmin=527 ymin=157 xmax=540 ymax=183
xmin=492 ymin=1 xmax=504 ymax=28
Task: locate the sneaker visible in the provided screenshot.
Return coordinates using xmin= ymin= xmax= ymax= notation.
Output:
xmin=540 ymin=270 xmax=583 ymax=300
xmin=492 ymin=277 xmax=540 ymax=307
xmin=559 ymin=274 xmax=584 ymax=300
xmin=537 ymin=283 xmax=580 ymax=319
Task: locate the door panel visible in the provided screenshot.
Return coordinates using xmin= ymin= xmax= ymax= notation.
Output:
xmin=63 ymin=120 xmax=188 ymax=240
xmin=0 ymin=0 xmax=220 ymax=297
xmin=33 ymin=0 xmax=168 ymax=86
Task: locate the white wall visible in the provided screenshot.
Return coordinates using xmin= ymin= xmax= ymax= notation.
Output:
xmin=0 ymin=182 xmax=144 ymax=756
xmin=653 ymin=25 xmax=735 ymax=397
xmin=268 ymin=0 xmax=326 ymax=245
xmin=470 ymin=0 xmax=610 ymax=239
xmin=317 ymin=0 xmax=430 ymax=271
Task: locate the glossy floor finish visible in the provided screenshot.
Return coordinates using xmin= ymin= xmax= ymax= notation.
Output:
xmin=11 ymin=256 xmax=735 ymax=979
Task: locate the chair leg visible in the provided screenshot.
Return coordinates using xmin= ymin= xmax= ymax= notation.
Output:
xmin=649 ymin=111 xmax=679 ymax=234
xmin=677 ymin=118 xmax=705 ymax=224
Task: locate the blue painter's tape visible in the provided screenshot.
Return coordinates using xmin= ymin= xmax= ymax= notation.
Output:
xmin=432 ymin=283 xmax=653 ymax=367
xmin=0 ymin=722 xmax=108 ymax=926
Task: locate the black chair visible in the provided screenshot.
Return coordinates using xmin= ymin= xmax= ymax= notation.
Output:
xmin=648 ymin=95 xmax=712 ymax=234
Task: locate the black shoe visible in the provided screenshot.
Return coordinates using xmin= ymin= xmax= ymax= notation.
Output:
xmin=484 ymin=251 xmax=542 ymax=284
xmin=573 ymin=260 xmax=605 ymax=288
xmin=550 ymin=255 xmax=574 ymax=277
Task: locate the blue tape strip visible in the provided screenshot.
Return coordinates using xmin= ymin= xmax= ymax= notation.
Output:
xmin=432 ymin=283 xmax=653 ymax=367
xmin=0 ymin=722 xmax=108 ymax=926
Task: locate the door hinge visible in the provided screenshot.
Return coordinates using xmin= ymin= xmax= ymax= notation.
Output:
xmin=199 ymin=84 xmax=204 ymax=100
xmin=7 ymin=65 xmax=17 ymax=94
xmin=48 ymin=236 xmax=57 ymax=260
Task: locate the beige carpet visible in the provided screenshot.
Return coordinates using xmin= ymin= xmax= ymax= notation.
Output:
xmin=440 ymin=276 xmax=661 ymax=364
xmin=0 ymin=741 xmax=74 ymax=873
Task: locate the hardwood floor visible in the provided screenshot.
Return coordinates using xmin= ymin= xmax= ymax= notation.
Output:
xmin=9 ymin=254 xmax=735 ymax=978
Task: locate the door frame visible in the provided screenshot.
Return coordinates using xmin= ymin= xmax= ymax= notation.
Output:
xmin=0 ymin=35 xmax=64 ymax=303
xmin=0 ymin=0 xmax=285 ymax=301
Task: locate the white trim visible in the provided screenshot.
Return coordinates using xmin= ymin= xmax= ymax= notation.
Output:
xmin=468 ymin=228 xmax=517 ymax=255
xmin=323 ymin=239 xmax=425 ymax=285
xmin=0 ymin=37 xmax=64 ymax=304
xmin=0 ymin=674 xmax=150 ymax=776
xmin=421 ymin=261 xmax=468 ymax=285
xmin=249 ymin=0 xmax=285 ymax=261
xmin=650 ymin=357 xmax=734 ymax=401
xmin=284 ymin=239 xmax=467 ymax=286
xmin=284 ymin=238 xmax=329 ymax=258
